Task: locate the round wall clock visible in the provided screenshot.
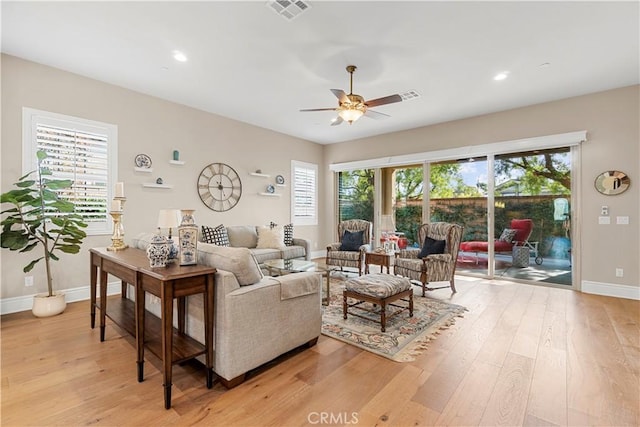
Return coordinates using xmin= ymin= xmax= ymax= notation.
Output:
xmin=197 ymin=163 xmax=242 ymax=211
xmin=594 ymin=170 xmax=630 ymax=195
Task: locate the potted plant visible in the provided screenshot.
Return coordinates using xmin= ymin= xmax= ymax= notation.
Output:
xmin=1 ymin=150 xmax=87 ymax=317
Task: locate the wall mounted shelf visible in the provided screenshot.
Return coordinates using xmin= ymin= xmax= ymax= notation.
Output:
xmin=134 ymin=167 xmax=153 ymax=173
xmin=169 ymin=160 xmax=185 ymax=165
xmin=142 ymin=183 xmax=173 ymax=189
xmin=258 ymin=192 xmax=281 ymax=197
xmin=250 ymin=172 xmax=270 ymax=178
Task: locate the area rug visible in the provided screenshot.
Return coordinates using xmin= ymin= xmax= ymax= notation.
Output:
xmin=321 ymin=279 xmax=467 ymax=362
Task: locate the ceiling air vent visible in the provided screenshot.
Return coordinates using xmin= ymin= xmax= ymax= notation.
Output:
xmin=267 ymin=0 xmax=311 ymax=21
xmin=400 ymin=90 xmax=420 ymax=101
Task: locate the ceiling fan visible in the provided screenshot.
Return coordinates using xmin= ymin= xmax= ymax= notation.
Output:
xmin=300 ymin=65 xmax=403 ymax=125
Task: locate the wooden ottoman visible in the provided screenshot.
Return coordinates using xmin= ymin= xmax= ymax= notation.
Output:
xmin=343 ymin=273 xmax=413 ymax=332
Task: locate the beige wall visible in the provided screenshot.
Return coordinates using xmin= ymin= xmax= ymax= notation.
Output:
xmin=324 ymin=85 xmax=640 ymax=289
xmin=1 ymin=53 xmax=638 ymax=304
xmin=1 ymin=54 xmax=323 ymax=300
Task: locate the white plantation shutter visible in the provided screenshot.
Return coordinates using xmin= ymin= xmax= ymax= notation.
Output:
xmin=23 ymin=108 xmax=118 ymax=235
xmin=291 ymin=160 xmax=317 ymax=225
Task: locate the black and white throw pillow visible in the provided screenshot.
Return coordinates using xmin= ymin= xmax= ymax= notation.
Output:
xmin=284 ymin=223 xmax=294 ymax=246
xmin=202 ymin=224 xmax=230 ymax=247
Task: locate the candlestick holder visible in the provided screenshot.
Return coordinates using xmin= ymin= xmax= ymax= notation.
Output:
xmin=114 ymin=196 xmax=127 ymax=210
xmin=107 ymin=211 xmax=128 ymax=251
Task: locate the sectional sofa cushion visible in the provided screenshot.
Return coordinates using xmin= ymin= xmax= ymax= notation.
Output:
xmin=197 ymin=242 xmax=263 ymax=286
xmin=226 ymin=225 xmax=259 ymax=248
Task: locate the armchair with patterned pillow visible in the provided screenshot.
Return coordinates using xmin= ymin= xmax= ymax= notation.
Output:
xmin=394 ymin=222 xmax=463 ymax=296
xmin=326 ymin=219 xmax=372 ymax=276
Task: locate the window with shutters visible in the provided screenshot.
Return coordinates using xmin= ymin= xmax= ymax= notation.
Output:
xmin=291 ymin=160 xmax=318 ymax=226
xmin=22 ymin=108 xmax=118 ymax=235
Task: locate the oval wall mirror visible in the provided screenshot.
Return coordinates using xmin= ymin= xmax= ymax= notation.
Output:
xmin=594 ymin=170 xmax=630 ymax=195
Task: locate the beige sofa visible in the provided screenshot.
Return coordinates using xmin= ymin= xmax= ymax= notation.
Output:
xmin=206 ymin=225 xmax=311 ymax=265
xmin=131 ymin=233 xmax=322 ymax=388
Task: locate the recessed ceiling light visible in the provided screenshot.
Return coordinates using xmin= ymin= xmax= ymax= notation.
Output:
xmin=173 ymin=51 xmax=187 ymax=62
xmin=493 ymin=71 xmax=510 ymax=81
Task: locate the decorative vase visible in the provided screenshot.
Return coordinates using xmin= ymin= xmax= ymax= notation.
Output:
xmin=173 ymin=150 xmax=180 ymax=161
xmin=166 ymin=237 xmax=179 ymax=261
xmin=32 ymin=292 xmax=66 ymax=317
xmin=146 ymin=233 xmax=170 ymax=268
xmin=178 ymin=209 xmax=197 ymax=266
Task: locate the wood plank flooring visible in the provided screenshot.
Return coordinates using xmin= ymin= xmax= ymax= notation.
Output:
xmin=2 ymin=276 xmax=638 ymax=426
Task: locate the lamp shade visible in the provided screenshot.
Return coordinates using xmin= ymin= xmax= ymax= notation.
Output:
xmin=380 ymin=214 xmax=396 ymax=232
xmin=157 ymin=209 xmax=180 ymax=229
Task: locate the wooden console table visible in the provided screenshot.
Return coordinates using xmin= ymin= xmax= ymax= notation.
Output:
xmin=90 ymin=247 xmax=216 ymax=409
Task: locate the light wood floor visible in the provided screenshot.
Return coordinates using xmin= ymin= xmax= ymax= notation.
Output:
xmin=2 ymin=276 xmax=639 ymax=426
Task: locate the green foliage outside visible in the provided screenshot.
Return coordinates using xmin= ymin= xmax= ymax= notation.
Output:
xmin=1 ymin=150 xmax=87 ymax=297
xmin=338 ymin=169 xmax=374 ymax=222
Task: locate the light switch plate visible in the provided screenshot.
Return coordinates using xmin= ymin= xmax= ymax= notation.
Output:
xmin=599 ymin=216 xmax=611 ymax=225
xmin=616 ymin=216 xmax=629 ymax=225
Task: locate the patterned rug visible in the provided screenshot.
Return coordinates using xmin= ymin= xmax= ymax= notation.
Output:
xmin=321 ymin=278 xmax=467 ymax=362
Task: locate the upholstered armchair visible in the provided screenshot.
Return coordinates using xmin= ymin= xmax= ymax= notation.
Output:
xmin=326 ymin=219 xmax=372 ymax=276
xmin=394 ymin=222 xmax=463 ymax=295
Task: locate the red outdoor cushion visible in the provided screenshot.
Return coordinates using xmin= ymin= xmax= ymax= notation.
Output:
xmin=460 ymin=240 xmax=514 ymax=253
xmin=460 ymin=219 xmax=534 ymax=254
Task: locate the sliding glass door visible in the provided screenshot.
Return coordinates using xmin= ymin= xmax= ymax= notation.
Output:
xmin=492 ymin=148 xmax=572 ymax=285
xmin=334 ymin=138 xmax=576 ymax=288
xmin=430 ymin=157 xmax=489 ymax=277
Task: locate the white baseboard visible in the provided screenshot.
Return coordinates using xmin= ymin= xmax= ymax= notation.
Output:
xmin=581 ymin=280 xmax=640 ymax=300
xmin=310 ymin=249 xmax=325 ymax=260
xmin=1 ymin=281 xmax=123 ymax=315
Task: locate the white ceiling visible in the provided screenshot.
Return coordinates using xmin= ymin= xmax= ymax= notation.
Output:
xmin=2 ymin=1 xmax=638 ymax=145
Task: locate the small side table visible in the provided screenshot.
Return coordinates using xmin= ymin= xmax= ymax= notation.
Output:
xmin=365 ymin=251 xmax=393 ymax=274
xmin=512 ymin=246 xmax=530 ymax=268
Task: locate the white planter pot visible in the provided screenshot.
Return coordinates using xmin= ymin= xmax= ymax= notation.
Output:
xmin=32 ymin=292 xmax=66 ymax=318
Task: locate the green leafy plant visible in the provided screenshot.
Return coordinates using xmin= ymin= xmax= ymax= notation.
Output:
xmin=1 ymin=150 xmax=87 ymax=297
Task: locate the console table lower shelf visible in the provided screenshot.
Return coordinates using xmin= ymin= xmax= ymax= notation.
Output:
xmin=99 ymin=297 xmax=207 ymax=365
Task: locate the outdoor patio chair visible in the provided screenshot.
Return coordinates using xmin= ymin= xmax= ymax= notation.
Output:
xmin=459 ymin=218 xmax=540 ymax=263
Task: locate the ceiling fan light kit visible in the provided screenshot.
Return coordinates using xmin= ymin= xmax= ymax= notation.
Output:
xmin=301 ymin=65 xmax=403 ymax=126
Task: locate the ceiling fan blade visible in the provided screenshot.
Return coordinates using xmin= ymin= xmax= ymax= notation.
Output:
xmin=300 ymin=108 xmax=337 ymax=112
xmin=365 ymin=94 xmax=403 ymax=108
xmin=331 ymin=116 xmax=344 ymax=126
xmin=364 ymin=109 xmax=391 ymax=120
xmin=330 ymin=89 xmax=349 ymax=104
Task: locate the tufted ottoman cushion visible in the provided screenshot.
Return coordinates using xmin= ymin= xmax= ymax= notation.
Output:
xmin=345 ymin=273 xmax=411 ymax=298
